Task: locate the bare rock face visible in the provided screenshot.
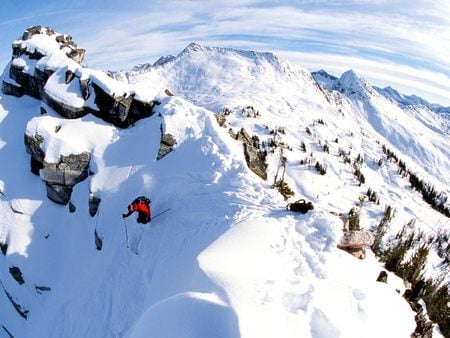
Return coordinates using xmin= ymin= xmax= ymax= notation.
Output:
xmin=24 ymin=133 xmax=91 ymax=204
xmin=157 ymin=132 xmax=176 ymax=160
xmin=89 ymin=194 xmax=101 ymax=217
xmin=42 ymin=153 xmax=91 ymax=205
xmin=1 ymin=80 xmax=24 ymax=97
xmin=235 ymin=128 xmax=267 ymax=180
xmin=2 ymin=25 xmax=157 ymax=128
xmin=24 ymin=133 xmax=45 ymax=174
xmin=9 ymin=266 xmax=25 ymax=285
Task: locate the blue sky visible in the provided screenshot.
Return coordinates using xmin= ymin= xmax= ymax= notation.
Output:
xmin=1 ymin=0 xmax=449 ymax=105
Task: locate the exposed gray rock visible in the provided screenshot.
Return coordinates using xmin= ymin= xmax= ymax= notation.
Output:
xmin=214 ymin=114 xmax=226 ymax=127
xmin=65 ymin=70 xmax=75 ymax=84
xmin=157 ymin=131 xmax=176 ymax=160
xmin=34 ymin=285 xmax=51 ymax=294
xmin=42 ymin=153 xmax=90 ymax=186
xmin=9 ymin=266 xmax=25 ymax=285
xmin=24 ymin=133 xmax=45 ymax=164
xmin=94 ymin=229 xmax=103 ymax=251
xmin=1 ymin=80 xmax=24 ymax=97
xmin=89 ymin=194 xmax=101 ymax=217
xmin=3 ymin=26 xmax=158 ymax=128
xmin=68 ymin=201 xmax=76 ymax=213
xmin=41 ymin=153 xmax=90 ymax=204
xmin=347 ymin=206 xmax=361 ymax=231
xmin=79 ymin=79 xmax=90 ymax=100
xmin=22 ymin=25 xmax=42 ymax=40
xmin=45 ymin=183 xmax=73 ymax=205
xmin=0 ymin=241 xmax=7 ymax=255
xmin=43 ymin=92 xmax=87 ymax=119
xmin=30 ymin=157 xmax=44 ymax=175
xmin=376 ymin=270 xmax=388 ymax=283
xmin=25 ymin=132 xmax=91 ymax=204
xmin=235 ymin=128 xmax=267 ymax=180
xmin=9 ymin=63 xmax=53 ymax=100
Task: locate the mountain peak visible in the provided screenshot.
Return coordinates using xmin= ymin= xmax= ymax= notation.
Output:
xmin=339 ymin=69 xmax=363 ymax=83
xmin=178 ymin=42 xmax=204 ymax=56
xmin=312 ymin=69 xmax=338 ymax=89
xmin=335 ymin=69 xmax=374 ymax=96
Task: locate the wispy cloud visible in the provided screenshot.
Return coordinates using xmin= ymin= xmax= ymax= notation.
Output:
xmin=0 ymin=0 xmax=449 ymax=105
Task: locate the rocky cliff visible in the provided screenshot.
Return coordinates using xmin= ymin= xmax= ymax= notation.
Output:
xmin=2 ymin=25 xmax=158 ymax=128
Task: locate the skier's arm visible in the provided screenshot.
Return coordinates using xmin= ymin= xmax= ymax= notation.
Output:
xmin=122 ymin=205 xmax=135 ymax=218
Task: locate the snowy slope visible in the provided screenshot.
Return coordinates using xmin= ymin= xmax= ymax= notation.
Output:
xmin=1 ymin=41 xmax=448 ymax=338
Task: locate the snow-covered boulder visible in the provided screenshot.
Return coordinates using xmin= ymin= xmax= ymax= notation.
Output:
xmin=1 ymin=25 xmax=158 ymax=128
xmin=338 ymin=230 xmax=375 ymax=259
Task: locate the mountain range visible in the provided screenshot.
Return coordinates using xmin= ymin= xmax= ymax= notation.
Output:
xmin=0 ymin=27 xmax=448 ymax=338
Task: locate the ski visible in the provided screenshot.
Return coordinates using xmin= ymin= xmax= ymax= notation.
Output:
xmin=132 ymin=208 xmax=171 ymax=255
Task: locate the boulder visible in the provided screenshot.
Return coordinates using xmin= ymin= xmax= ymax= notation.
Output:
xmin=376 ymin=270 xmax=388 ymax=283
xmin=214 ymin=113 xmax=227 ymax=127
xmin=40 ymin=152 xmax=90 ymax=205
xmin=68 ymin=201 xmax=76 ymax=213
xmin=337 ymin=230 xmax=374 ymax=259
xmin=157 ymin=132 xmax=176 ymax=160
xmin=42 ymin=153 xmax=90 ymax=186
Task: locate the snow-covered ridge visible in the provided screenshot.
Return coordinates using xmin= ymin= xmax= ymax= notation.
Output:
xmin=312 ymin=69 xmax=450 ymax=117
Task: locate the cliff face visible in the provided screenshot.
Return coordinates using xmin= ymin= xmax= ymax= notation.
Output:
xmin=1 ymin=25 xmax=157 ymax=128
xmin=0 ymin=26 xmax=162 ymax=204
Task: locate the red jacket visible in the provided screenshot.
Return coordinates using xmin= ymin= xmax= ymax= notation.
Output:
xmin=129 ymin=202 xmax=151 ymax=218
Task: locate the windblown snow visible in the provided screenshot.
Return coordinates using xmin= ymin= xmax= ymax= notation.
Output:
xmin=0 ymin=37 xmax=448 ymax=338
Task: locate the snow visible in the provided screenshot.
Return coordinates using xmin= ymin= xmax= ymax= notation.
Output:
xmin=1 ymin=40 xmax=449 ymax=338
xmin=25 ymin=112 xmax=117 ymax=164
xmin=43 ymin=67 xmax=85 ymax=108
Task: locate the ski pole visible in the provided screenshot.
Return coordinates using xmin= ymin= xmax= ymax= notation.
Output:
xmin=123 ymin=218 xmax=129 ymax=248
xmin=151 ymin=208 xmax=171 ymax=221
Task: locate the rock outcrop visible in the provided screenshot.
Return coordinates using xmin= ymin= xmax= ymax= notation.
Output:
xmin=42 ymin=153 xmax=91 ymax=205
xmin=157 ymin=124 xmax=176 ymax=160
xmin=9 ymin=266 xmax=25 ymax=285
xmin=235 ymin=128 xmax=267 ymax=180
xmin=25 ymin=132 xmax=90 ymax=204
xmin=337 ymin=230 xmax=374 ymax=259
xmin=2 ymin=25 xmax=157 ymax=128
xmin=89 ymin=194 xmax=101 ymax=217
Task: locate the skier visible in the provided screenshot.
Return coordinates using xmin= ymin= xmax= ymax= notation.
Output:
xmin=122 ymin=196 xmax=152 ymax=224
